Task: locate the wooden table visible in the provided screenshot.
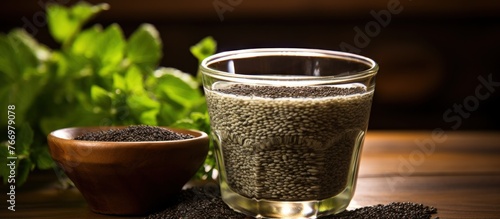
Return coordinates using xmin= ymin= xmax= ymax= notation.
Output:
xmin=1 ymin=131 xmax=499 ymax=218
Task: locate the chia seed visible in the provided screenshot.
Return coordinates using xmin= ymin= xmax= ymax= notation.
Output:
xmin=74 ymin=125 xmax=193 ymax=142
xmin=145 ymin=185 xmax=438 ymax=219
xmin=205 ymin=83 xmax=373 ymax=201
xmin=219 ymin=84 xmax=366 ymax=98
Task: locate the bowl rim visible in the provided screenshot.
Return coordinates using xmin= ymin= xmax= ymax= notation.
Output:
xmin=48 ymin=126 xmax=208 ymax=147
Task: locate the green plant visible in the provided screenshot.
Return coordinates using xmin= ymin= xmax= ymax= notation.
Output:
xmin=0 ymin=2 xmax=217 ymax=186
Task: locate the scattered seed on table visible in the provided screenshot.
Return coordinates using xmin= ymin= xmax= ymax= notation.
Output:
xmin=145 ymin=185 xmax=438 ymax=219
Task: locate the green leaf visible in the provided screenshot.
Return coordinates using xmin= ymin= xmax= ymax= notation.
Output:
xmin=9 ymin=29 xmax=51 ymax=68
xmin=90 ymin=85 xmax=112 ymax=109
xmin=71 ymin=2 xmax=108 ymax=23
xmin=98 ymin=64 xmax=120 ymax=79
xmin=172 ymin=112 xmax=210 ymax=133
xmin=0 ymin=29 xmax=49 ymax=81
xmin=39 ymin=106 xmax=107 ymax=135
xmin=11 ymin=29 xmax=50 ymax=59
xmin=113 ymin=74 xmax=126 ymax=91
xmin=126 ymin=24 xmax=162 ymax=68
xmin=2 ymin=76 xmax=48 ymax=127
xmin=127 ymin=94 xmax=160 ymax=120
xmin=158 ymin=103 xmax=184 ymax=125
xmin=96 ymin=24 xmax=126 ymax=65
xmin=17 ymin=158 xmax=33 ymax=186
xmin=125 ymin=65 xmax=144 ymax=94
xmin=190 ymin=36 xmax=216 ymax=63
xmin=140 ymin=110 xmax=159 ymax=125
xmin=71 ymin=25 xmax=102 ymax=57
xmin=0 ymin=30 xmax=51 ymax=127
xmin=50 ymin=50 xmax=91 ymax=80
xmin=190 ymin=36 xmax=216 ymax=81
xmin=71 ymin=24 xmax=125 ymax=78
xmin=0 ymin=33 xmax=17 ymax=81
xmin=47 ymin=2 xmax=109 ymax=44
xmin=7 ymin=31 xmax=38 ymax=73
xmin=17 ymin=123 xmax=34 ymax=156
xmin=31 ymin=146 xmax=54 ymax=170
xmin=153 ymin=67 xmax=199 ymax=88
xmin=153 ymin=68 xmax=202 ymax=107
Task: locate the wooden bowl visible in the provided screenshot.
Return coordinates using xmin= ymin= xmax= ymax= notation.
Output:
xmin=47 ymin=126 xmax=209 ymax=215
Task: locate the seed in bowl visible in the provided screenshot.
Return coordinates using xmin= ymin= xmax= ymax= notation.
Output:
xmin=74 ymin=125 xmax=193 ymax=142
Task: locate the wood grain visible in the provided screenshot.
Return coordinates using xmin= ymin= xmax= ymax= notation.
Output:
xmin=357 ymin=131 xmax=500 ymax=219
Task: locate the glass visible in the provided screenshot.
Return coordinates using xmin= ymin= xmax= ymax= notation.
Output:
xmin=201 ymin=48 xmax=378 ymax=218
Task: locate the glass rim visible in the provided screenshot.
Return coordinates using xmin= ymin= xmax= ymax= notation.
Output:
xmin=200 ymin=48 xmax=378 ymax=83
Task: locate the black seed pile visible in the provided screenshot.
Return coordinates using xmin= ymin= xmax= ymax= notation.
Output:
xmin=145 ymin=185 xmax=438 ymax=219
xmin=74 ymin=125 xmax=193 ymax=142
xmin=205 ymin=83 xmax=373 ymax=201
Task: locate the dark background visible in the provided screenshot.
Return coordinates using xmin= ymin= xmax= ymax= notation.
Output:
xmin=2 ymin=0 xmax=499 ymax=130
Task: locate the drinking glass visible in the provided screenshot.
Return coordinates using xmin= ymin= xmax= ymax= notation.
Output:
xmin=201 ymin=48 xmax=378 ymax=218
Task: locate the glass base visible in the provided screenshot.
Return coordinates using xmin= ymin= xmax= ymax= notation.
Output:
xmin=220 ymin=181 xmax=353 ymax=219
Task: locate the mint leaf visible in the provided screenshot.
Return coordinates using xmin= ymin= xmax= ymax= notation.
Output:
xmin=113 ymin=73 xmax=126 ymax=91
xmin=46 ymin=4 xmax=82 ymax=44
xmin=140 ymin=110 xmax=159 ymax=125
xmin=17 ymin=123 xmax=34 ymax=156
xmin=190 ymin=36 xmax=216 ymax=81
xmin=96 ymin=24 xmax=125 ymax=65
xmin=126 ymin=24 xmax=162 ymax=69
xmin=9 ymin=29 xmax=51 ymax=69
xmin=125 ymin=65 xmax=144 ymax=94
xmin=127 ymin=94 xmax=160 ymax=122
xmin=8 ymin=35 xmax=37 ymax=76
xmin=31 ymin=146 xmax=54 ymax=170
xmin=71 ymin=2 xmax=108 ymax=22
xmin=153 ymin=68 xmax=202 ymax=107
xmin=0 ymin=29 xmax=51 ymax=127
xmin=47 ymin=2 xmax=109 ymax=44
xmin=39 ymin=106 xmax=106 ymax=135
xmin=0 ymin=29 xmax=48 ymax=80
xmin=17 ymin=158 xmax=33 ymax=186
xmin=0 ymin=33 xmax=17 ymax=81
xmin=71 ymin=25 xmax=102 ymax=57
xmin=154 ymin=67 xmax=199 ymax=88
xmin=190 ymin=36 xmax=216 ymax=63
xmin=90 ymin=85 xmax=112 ymax=109
xmin=69 ymin=23 xmax=126 ymax=77
xmin=172 ymin=112 xmax=210 ymax=133
xmin=2 ymin=78 xmax=48 ymax=127
xmin=4 ymin=32 xmax=51 ymax=127
xmin=157 ymin=103 xmax=185 ymax=125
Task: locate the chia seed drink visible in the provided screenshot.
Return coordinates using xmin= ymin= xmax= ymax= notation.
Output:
xmin=206 ymin=83 xmax=373 ymax=202
xmin=201 ymin=48 xmax=378 ymax=218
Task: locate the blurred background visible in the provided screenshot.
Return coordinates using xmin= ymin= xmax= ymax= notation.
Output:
xmin=1 ymin=0 xmax=499 ymax=130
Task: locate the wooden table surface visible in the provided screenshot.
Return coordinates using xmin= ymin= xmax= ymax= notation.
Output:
xmin=1 ymin=131 xmax=499 ymax=219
